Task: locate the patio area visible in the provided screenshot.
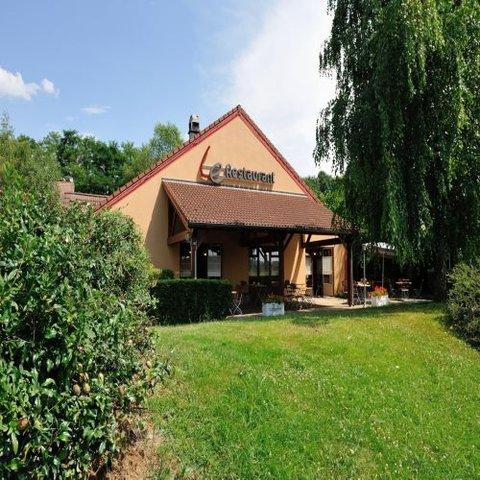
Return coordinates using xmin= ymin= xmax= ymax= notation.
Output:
xmin=228 ymin=295 xmax=431 ymax=318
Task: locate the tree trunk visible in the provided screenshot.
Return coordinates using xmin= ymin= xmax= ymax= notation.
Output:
xmin=432 ymin=247 xmax=448 ymax=301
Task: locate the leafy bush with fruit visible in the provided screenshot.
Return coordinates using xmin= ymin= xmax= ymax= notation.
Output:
xmin=0 ymin=174 xmax=167 ymax=478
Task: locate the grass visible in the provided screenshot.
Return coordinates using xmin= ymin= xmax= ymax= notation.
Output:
xmin=148 ymin=304 xmax=480 ymax=479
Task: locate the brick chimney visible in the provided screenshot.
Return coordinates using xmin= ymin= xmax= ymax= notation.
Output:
xmin=57 ymin=177 xmax=75 ymax=195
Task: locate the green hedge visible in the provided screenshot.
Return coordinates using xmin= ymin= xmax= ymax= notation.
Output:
xmin=152 ymin=279 xmax=232 ymax=324
xmin=446 ymin=262 xmax=480 ymax=347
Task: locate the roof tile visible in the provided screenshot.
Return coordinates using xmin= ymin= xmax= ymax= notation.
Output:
xmin=163 ymin=180 xmax=340 ymax=233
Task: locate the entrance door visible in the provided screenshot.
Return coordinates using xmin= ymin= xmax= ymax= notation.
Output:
xmin=311 ymin=251 xmax=323 ymax=297
xmin=197 ymin=244 xmax=222 ymax=279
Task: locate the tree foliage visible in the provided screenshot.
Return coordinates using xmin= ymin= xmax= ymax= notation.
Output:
xmin=148 ymin=122 xmax=183 ymax=161
xmin=446 ymin=261 xmax=480 ymax=348
xmin=1 ymin=113 xmax=183 ymax=195
xmin=304 ymin=171 xmax=346 ymax=217
xmin=315 ymin=0 xmax=480 ymax=297
xmin=0 ymin=113 xmax=61 ymax=192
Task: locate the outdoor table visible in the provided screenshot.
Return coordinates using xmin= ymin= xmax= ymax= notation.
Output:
xmin=396 ymin=281 xmax=412 ymax=299
xmin=354 ymin=282 xmax=371 ymax=305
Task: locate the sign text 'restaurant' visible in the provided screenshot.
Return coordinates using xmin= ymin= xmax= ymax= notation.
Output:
xmin=209 ymin=163 xmax=274 ymax=184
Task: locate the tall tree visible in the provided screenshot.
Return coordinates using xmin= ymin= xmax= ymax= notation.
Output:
xmin=304 ymin=171 xmax=346 ymax=217
xmin=315 ymin=0 xmax=480 ymax=298
xmin=48 ymin=130 xmax=127 ymax=194
xmin=148 ymin=122 xmax=183 ymax=160
xmin=0 ymin=113 xmax=60 ymax=191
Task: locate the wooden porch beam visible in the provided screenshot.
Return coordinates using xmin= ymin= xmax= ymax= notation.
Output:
xmin=283 ymin=233 xmax=294 ymax=251
xmin=240 ymin=233 xmax=284 ymax=247
xmin=304 ymin=237 xmax=344 ymax=249
xmin=169 ymin=207 xmax=178 ymax=237
xmin=346 ymin=239 xmax=354 ymax=307
xmin=301 ymin=233 xmax=312 ymax=248
xmin=190 ymin=234 xmax=197 ymax=279
xmin=167 ymin=229 xmax=191 ymax=245
xmin=279 ymin=238 xmax=285 ymax=294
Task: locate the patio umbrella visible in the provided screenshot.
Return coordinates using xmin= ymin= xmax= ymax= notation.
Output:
xmin=362 ymin=242 xmax=395 ymax=294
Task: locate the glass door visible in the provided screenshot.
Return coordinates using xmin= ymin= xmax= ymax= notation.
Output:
xmin=311 ymin=251 xmax=324 ymax=296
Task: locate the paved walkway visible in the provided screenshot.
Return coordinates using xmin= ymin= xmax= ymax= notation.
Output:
xmin=228 ymin=296 xmax=431 ymax=319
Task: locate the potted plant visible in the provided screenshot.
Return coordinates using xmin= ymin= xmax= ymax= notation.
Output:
xmin=262 ymin=294 xmax=285 ymax=316
xmin=371 ymin=286 xmax=389 ymax=307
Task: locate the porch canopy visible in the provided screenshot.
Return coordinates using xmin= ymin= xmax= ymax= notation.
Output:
xmin=163 ymin=179 xmax=354 ymax=303
xmin=163 ymin=179 xmax=345 ymax=233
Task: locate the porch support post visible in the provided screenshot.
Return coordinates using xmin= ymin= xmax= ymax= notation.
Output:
xmin=279 ymin=238 xmax=285 ymax=295
xmin=346 ymin=238 xmax=354 ymax=307
xmin=190 ymin=233 xmax=197 ymax=279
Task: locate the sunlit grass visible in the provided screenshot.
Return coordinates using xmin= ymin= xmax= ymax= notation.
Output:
xmin=149 ymin=304 xmax=480 ymax=479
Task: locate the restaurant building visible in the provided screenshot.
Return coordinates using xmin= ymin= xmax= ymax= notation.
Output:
xmin=76 ymin=106 xmax=353 ymax=303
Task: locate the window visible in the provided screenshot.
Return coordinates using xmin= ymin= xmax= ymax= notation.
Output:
xmin=322 ymin=248 xmax=333 ymax=284
xmin=180 ymin=242 xmax=191 ymax=278
xmin=196 ymin=244 xmax=222 ymax=279
xmin=206 ymin=246 xmax=222 ymax=279
xmin=249 ymin=247 xmax=280 ymax=284
xmin=305 ymin=253 xmax=312 ymax=287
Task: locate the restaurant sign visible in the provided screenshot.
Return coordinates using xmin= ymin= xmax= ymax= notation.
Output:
xmin=209 ymin=163 xmax=274 ymax=185
xmin=199 ymin=146 xmax=275 ymax=185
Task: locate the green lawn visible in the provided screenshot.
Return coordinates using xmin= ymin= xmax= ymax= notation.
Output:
xmin=148 ymin=304 xmax=480 ymax=479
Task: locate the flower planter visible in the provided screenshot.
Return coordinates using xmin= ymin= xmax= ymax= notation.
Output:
xmin=262 ymin=302 xmax=285 ymax=316
xmin=371 ymin=295 xmax=389 ymax=307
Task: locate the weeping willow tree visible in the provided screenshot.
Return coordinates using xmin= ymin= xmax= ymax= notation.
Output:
xmin=315 ymin=0 xmax=480 ymax=298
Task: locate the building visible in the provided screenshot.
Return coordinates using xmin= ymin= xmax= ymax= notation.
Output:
xmin=65 ymin=106 xmax=354 ymax=303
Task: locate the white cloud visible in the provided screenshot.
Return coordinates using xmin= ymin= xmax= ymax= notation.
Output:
xmin=0 ymin=66 xmax=59 ymax=100
xmin=81 ymin=105 xmax=110 ymax=115
xmin=41 ymin=78 xmax=59 ymax=96
xmin=220 ymin=0 xmax=335 ymax=175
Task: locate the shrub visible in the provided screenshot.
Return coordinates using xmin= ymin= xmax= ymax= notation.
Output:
xmin=0 ymin=180 xmax=167 ymax=478
xmin=446 ymin=262 xmax=480 ymax=347
xmin=152 ymin=279 xmax=232 ymax=324
xmin=264 ymin=294 xmax=285 ymax=303
xmin=158 ymin=268 xmax=175 ymax=280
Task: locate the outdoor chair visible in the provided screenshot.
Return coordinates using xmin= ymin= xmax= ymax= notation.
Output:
xmin=413 ymin=279 xmax=423 ymax=298
xmin=397 ymin=278 xmax=412 ymax=299
xmin=230 ymin=291 xmax=243 ymax=315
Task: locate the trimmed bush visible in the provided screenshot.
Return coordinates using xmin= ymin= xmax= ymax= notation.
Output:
xmin=446 ymin=262 xmax=480 ymax=347
xmin=158 ymin=268 xmax=175 ymax=280
xmin=152 ymin=279 xmax=232 ymax=324
xmin=0 ymin=180 xmax=167 ymax=478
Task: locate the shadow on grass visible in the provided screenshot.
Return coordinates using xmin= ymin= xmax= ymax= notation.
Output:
xmin=155 ymin=302 xmax=444 ymax=330
xmin=288 ymin=301 xmax=443 ymax=328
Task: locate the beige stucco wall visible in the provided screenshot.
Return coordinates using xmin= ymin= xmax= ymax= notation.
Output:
xmin=333 ymin=244 xmax=347 ymax=295
xmin=284 ymin=234 xmax=306 ymax=285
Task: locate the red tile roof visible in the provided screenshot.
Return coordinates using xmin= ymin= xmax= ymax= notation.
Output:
xmin=56 ymin=181 xmax=108 ymax=206
xmin=163 ymin=180 xmax=344 ymax=234
xmin=60 ymin=192 xmax=108 ymax=206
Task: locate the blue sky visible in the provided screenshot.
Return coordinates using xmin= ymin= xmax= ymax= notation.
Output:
xmin=0 ymin=0 xmax=334 ymax=175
